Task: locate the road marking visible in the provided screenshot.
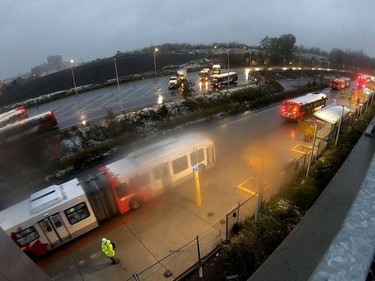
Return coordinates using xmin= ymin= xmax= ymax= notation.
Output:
xmin=292 ymin=144 xmax=311 ymax=154
xmin=222 ymin=106 xmax=279 ymax=126
xmin=236 ymin=178 xmax=257 ymax=195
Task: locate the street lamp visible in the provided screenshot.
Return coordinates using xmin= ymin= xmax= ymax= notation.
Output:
xmin=227 ymin=46 xmax=230 ymax=86
xmin=335 ymin=106 xmax=345 ymax=146
xmin=112 ymin=56 xmax=123 ymax=111
xmin=255 ymin=155 xmax=264 ymax=222
xmin=212 ymin=45 xmax=217 ymax=66
xmin=306 ymin=122 xmax=318 ymax=178
xmin=70 ymin=59 xmax=81 ymax=112
xmin=153 ymin=48 xmax=158 ymax=78
xmin=249 ymin=51 xmax=252 ymax=78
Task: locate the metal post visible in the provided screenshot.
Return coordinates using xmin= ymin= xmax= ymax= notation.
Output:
xmin=306 ymin=123 xmax=318 ymax=178
xmin=70 ymin=60 xmax=81 ymax=113
xmin=196 ymin=235 xmax=203 ymax=278
xmin=236 ymin=202 xmax=240 ymax=224
xmin=153 ymin=48 xmax=158 ymax=78
xmin=112 ymin=57 xmax=123 ymax=111
xmin=227 ymin=47 xmax=230 ymax=86
xmin=193 ymin=164 xmax=202 ymax=206
xmin=249 ymin=51 xmax=252 ymax=68
xmin=255 ymin=156 xmax=264 ymax=222
xmin=335 ymin=106 xmax=345 ymax=146
xmin=212 ymin=45 xmax=216 ymax=66
xmin=225 ymin=213 xmax=229 ymax=240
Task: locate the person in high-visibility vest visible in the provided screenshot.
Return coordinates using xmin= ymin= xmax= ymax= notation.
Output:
xmin=101 ymin=238 xmax=119 ymax=265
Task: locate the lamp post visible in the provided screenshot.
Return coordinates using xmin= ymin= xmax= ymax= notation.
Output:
xmin=70 ymin=59 xmax=81 ymax=112
xmin=249 ymin=51 xmax=252 ymax=77
xmin=153 ymin=48 xmax=158 ymax=78
xmin=227 ymin=46 xmax=230 ymax=86
xmin=112 ymin=56 xmax=123 ymax=111
xmin=212 ymin=45 xmax=216 ymax=66
xmin=306 ymin=122 xmax=318 ymax=178
xmin=255 ymin=155 xmax=264 ymax=222
xmin=335 ymin=106 xmax=345 ymax=146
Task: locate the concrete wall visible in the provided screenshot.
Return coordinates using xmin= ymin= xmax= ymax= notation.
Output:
xmin=0 ymin=227 xmax=51 ymax=281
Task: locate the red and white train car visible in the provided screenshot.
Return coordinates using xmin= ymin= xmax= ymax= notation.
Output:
xmin=0 ymin=106 xmax=29 ymax=128
xmin=0 ymin=132 xmax=216 ymax=259
xmin=0 ymin=179 xmax=98 ymax=259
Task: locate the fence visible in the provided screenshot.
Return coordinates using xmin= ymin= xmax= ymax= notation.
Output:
xmin=127 ymin=93 xmax=374 ymax=281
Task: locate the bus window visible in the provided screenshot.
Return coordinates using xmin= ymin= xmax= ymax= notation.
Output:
xmin=190 ymin=148 xmax=205 ymax=165
xmin=14 ymin=226 xmax=40 ymax=246
xmin=64 ymin=202 xmax=90 ymax=225
xmin=172 ymin=155 xmax=189 ymax=174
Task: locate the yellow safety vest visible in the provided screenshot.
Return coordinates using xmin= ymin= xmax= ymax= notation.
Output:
xmin=101 ymin=240 xmax=115 ymax=257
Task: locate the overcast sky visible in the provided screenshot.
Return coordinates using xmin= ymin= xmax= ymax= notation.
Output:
xmin=1 ymin=0 xmax=374 ymax=80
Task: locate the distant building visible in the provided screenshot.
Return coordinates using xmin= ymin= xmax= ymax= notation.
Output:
xmin=31 ymin=55 xmax=64 ymax=77
xmin=47 ymin=55 xmax=64 ymax=72
xmin=31 ymin=63 xmax=52 ymax=77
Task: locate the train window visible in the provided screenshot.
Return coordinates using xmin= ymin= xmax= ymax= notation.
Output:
xmin=116 ymin=183 xmax=129 ymax=197
xmin=130 ymin=173 xmax=150 ymax=190
xmin=172 ymin=155 xmax=188 ymax=174
xmin=14 ymin=226 xmax=40 ymax=246
xmin=190 ymin=148 xmax=205 ymax=165
xmin=153 ymin=168 xmax=161 ymax=180
xmin=40 ymin=219 xmax=53 ymax=232
xmin=50 ymin=214 xmax=63 ymax=228
xmin=64 ymin=202 xmax=90 ymax=225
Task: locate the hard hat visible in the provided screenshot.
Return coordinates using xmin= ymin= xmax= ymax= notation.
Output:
xmin=102 ymin=238 xmax=107 ymax=244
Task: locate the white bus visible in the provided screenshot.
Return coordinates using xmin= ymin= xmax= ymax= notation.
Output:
xmin=210 ymin=72 xmax=238 ymax=88
xmin=280 ymin=92 xmax=327 ymax=120
xmin=329 ymin=77 xmax=351 ymax=90
xmin=212 ymin=64 xmax=221 ymax=75
xmin=199 ymin=68 xmax=211 ymax=88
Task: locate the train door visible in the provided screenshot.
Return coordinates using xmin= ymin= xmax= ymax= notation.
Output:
xmin=206 ymin=145 xmax=215 ymax=167
xmin=38 ymin=213 xmax=70 ymax=247
xmin=152 ymin=163 xmax=171 ymax=193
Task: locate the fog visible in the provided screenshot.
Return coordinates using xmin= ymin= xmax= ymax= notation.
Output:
xmin=1 ymin=0 xmax=374 ymax=80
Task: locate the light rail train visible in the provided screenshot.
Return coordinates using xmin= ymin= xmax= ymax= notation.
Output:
xmin=0 ymin=132 xmax=216 ymax=260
